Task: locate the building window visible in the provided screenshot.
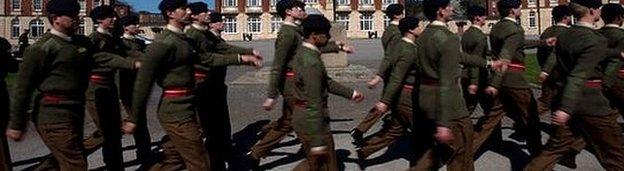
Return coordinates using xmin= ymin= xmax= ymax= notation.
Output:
xmin=247 ymin=16 xmax=261 ymax=33
xmin=360 ymin=13 xmax=374 ymax=31
xmin=337 ymin=14 xmax=349 ymax=30
xmin=337 ymin=0 xmax=349 ymax=5
xmin=527 ymin=0 xmax=536 ymax=7
xmin=304 ymin=0 xmax=318 ymax=4
xmin=360 ymin=0 xmax=373 ymax=5
xmin=79 ymin=0 xmax=86 ymax=11
xmin=529 ymin=11 xmax=537 ymax=28
xmin=30 ymin=19 xmax=45 ymax=38
xmin=11 ymin=19 xmax=20 ymax=38
xmin=224 ymin=17 xmax=237 ymax=33
xmin=384 ymin=15 xmax=390 ymax=27
xmin=383 ymin=0 xmax=397 ymax=7
xmin=224 ymin=0 xmax=237 ymax=7
xmin=33 ymin=0 xmax=43 ymax=11
xmin=549 ymin=0 xmax=558 ymax=6
xmin=247 ymin=0 xmax=261 ymax=7
xmin=12 ymin=0 xmax=20 ymax=11
xmin=94 ymin=0 xmax=102 ymax=8
xmin=271 ymin=15 xmax=283 ymax=33
xmin=78 ymin=19 xmax=85 ymax=35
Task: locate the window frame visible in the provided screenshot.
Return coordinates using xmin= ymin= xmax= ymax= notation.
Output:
xmin=528 ymin=11 xmax=537 ymax=28
xmin=337 ymin=13 xmax=350 ymax=30
xmin=360 ymin=13 xmax=374 ymax=31
xmin=30 ymin=19 xmax=45 ymax=38
xmin=247 ymin=16 xmax=262 ymax=33
xmin=271 ymin=15 xmax=283 ymax=33
xmin=224 ymin=17 xmax=238 ymax=34
xmin=11 ymin=19 xmax=20 ymax=39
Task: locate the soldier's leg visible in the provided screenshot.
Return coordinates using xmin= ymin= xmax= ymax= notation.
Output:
xmin=36 ymin=122 xmax=87 ymax=171
xmin=353 ymin=108 xmax=388 ymax=134
xmin=161 ymin=119 xmax=211 ymax=171
xmin=0 ymin=134 xmax=10 ymax=171
xmin=523 ymin=120 xmax=584 ymax=171
xmin=578 ymin=112 xmax=624 ymax=170
xmin=293 ymin=129 xmax=338 ymax=171
xmin=446 ymin=117 xmax=474 ymax=171
xmin=84 ymin=85 xmax=103 ymax=154
xmin=249 ymin=99 xmax=294 ymax=159
xmin=504 ymin=88 xmax=543 ymax=155
xmin=133 ymin=110 xmax=152 ymax=168
xmin=0 ymin=87 xmax=11 ymax=171
xmin=205 ymin=85 xmax=231 ymax=171
xmin=153 ymin=135 xmax=185 ymax=171
xmin=472 ymin=93 xmax=505 ymax=154
xmin=94 ymin=87 xmax=124 ymax=170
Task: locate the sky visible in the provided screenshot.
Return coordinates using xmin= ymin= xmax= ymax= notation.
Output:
xmin=125 ymin=0 xmax=214 ymax=13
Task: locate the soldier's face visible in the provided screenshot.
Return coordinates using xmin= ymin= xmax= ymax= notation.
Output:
xmin=287 ymin=7 xmax=306 ymax=20
xmin=169 ymin=7 xmax=192 ymax=25
xmin=53 ymin=15 xmax=79 ymax=34
xmin=99 ymin=17 xmax=117 ymax=29
xmin=440 ymin=5 xmax=453 ymax=21
xmin=210 ymin=22 xmax=225 ymax=31
xmin=193 ymin=12 xmax=210 ymax=24
xmin=125 ymin=24 xmax=140 ymax=35
xmin=313 ymin=32 xmax=330 ymax=47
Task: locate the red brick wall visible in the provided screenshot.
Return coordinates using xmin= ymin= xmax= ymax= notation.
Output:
xmin=238 ymin=0 xmax=245 ymax=11
xmin=374 ymin=0 xmax=381 ymax=10
xmin=350 ymin=0 xmax=358 ymax=10
xmin=23 ymin=0 xmax=32 ymax=15
xmin=215 ymin=0 xmax=222 ymax=12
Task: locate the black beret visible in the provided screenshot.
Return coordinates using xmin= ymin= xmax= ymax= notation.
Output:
xmin=385 ymin=4 xmax=404 ymax=17
xmin=159 ymin=0 xmax=188 ymax=12
xmin=277 ymin=0 xmax=306 ymax=18
xmin=398 ymin=16 xmax=420 ymax=34
xmin=119 ymin=15 xmax=140 ymax=27
xmin=467 ymin=5 xmax=487 ymax=17
xmin=46 ymin=0 xmax=80 ymax=17
xmin=497 ymin=0 xmax=521 ymax=9
xmin=90 ymin=5 xmax=117 ymax=20
xmin=302 ymin=14 xmax=331 ymax=35
xmin=571 ymin=0 xmax=602 ymax=9
xmin=209 ymin=12 xmax=223 ymax=23
xmin=189 ymin=2 xmax=208 ymax=15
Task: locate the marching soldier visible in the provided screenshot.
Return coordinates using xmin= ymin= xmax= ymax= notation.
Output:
xmin=352 ymin=3 xmax=405 ymax=146
xmin=121 ymin=0 xmax=261 ymax=170
xmin=118 ymin=14 xmax=152 ymax=168
xmin=186 ymin=2 xmax=260 ymax=170
xmin=82 ymin=5 xmax=129 ymax=170
xmin=357 ymin=16 xmax=423 ymax=160
xmin=599 ymin=4 xmax=624 ymax=129
xmin=1 ymin=36 xmax=17 ymax=171
xmin=5 ymin=0 xmax=139 ymax=170
xmin=290 ymin=14 xmax=363 ymax=170
xmin=411 ymin=0 xmax=505 ymax=169
xmin=524 ymin=1 xmax=624 ymax=170
xmin=537 ymin=5 xmax=572 ymax=116
xmin=473 ymin=0 xmax=556 ymax=157
xmin=251 ymin=0 xmax=353 ymax=166
xmin=461 ymin=5 xmax=489 ymax=114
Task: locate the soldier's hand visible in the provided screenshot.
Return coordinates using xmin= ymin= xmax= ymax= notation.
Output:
xmin=352 ymin=91 xmax=364 ymax=103
xmin=374 ymin=102 xmax=389 ymax=113
xmin=490 ymin=59 xmax=509 ymax=72
xmin=552 ymin=110 xmax=571 ymax=126
xmin=122 ymin=121 xmax=137 ymax=134
xmin=253 ymin=50 xmax=261 ymax=57
xmin=468 ymin=84 xmax=478 ymax=95
xmin=367 ymin=76 xmax=383 ymax=89
xmin=485 ymin=86 xmax=498 ymax=96
xmin=620 ymin=52 xmax=624 ymax=59
xmin=310 ymin=146 xmax=329 ymax=157
xmin=341 ymin=45 xmax=354 ymax=54
xmin=434 ymin=126 xmax=454 ymax=144
xmin=538 ymin=72 xmax=549 ymax=83
xmin=545 ymin=37 xmax=557 ymax=47
xmin=241 ymin=55 xmax=263 ymax=69
xmin=134 ymin=61 xmax=142 ymax=69
xmin=262 ymin=98 xmax=277 ymax=111
xmin=6 ymin=129 xmax=24 ymax=141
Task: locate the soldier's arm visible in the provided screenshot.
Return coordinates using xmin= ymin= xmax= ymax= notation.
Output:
xmin=380 ymin=48 xmax=414 ymax=104
xmin=130 ymin=42 xmax=170 ymax=123
xmin=196 ymin=51 xmax=243 ymax=67
xmin=327 ymin=78 xmax=354 ymax=99
xmin=299 ymin=56 xmax=329 ymax=147
xmin=437 ymin=36 xmax=462 ymax=126
xmin=9 ymin=47 xmax=46 ymax=130
xmin=542 ymin=50 xmax=557 ymax=74
xmin=468 ymin=38 xmax=487 ymax=84
xmin=267 ymin=31 xmax=296 ymax=98
xmin=490 ymin=30 xmax=524 ymax=88
xmin=92 ymin=52 xmax=137 ymax=70
xmin=215 ymin=41 xmax=254 ymax=55
xmin=318 ymin=41 xmax=342 ymax=53
xmin=523 ymin=39 xmax=548 ymax=49
xmin=603 ymin=37 xmax=624 ymax=79
xmin=559 ymin=38 xmax=609 ymax=114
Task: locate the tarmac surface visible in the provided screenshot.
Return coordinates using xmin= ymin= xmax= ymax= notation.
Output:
xmin=7 ymin=39 xmax=610 ymax=170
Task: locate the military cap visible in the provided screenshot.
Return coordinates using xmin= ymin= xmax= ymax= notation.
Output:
xmin=423 ymin=0 xmax=450 ymax=20
xmin=189 ymin=2 xmax=209 ymax=15
xmin=90 ymin=5 xmax=117 ymax=21
xmin=398 ymin=16 xmax=420 ymax=34
xmin=552 ymin=5 xmax=572 ymax=21
xmin=385 ymin=4 xmax=404 ymax=18
xmin=119 ymin=15 xmax=140 ymax=27
xmin=46 ymin=0 xmax=80 ymax=17
xmin=467 ymin=5 xmax=487 ymax=18
xmin=601 ymin=3 xmax=624 ymax=23
xmin=302 ymin=15 xmax=331 ymax=38
xmin=159 ymin=0 xmax=188 ymax=12
xmin=497 ymin=0 xmax=521 ymax=9
xmin=571 ymin=0 xmax=602 ymax=9
xmin=209 ymin=12 xmax=223 ymax=23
